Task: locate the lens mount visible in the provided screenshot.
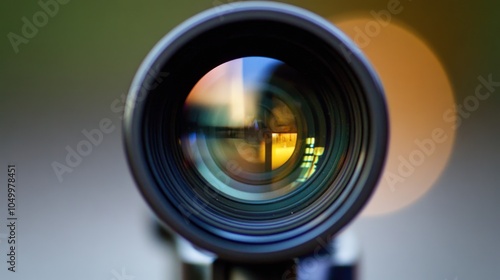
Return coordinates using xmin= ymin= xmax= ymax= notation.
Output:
xmin=124 ymin=1 xmax=388 ymax=262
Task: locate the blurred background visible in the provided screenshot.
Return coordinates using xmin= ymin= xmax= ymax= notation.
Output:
xmin=0 ymin=0 xmax=499 ymax=279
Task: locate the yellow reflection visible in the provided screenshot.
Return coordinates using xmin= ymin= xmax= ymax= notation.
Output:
xmin=259 ymin=133 xmax=297 ymax=169
xmin=333 ymin=16 xmax=456 ymax=216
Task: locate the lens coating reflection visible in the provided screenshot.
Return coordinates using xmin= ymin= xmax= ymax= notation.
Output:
xmin=182 ymin=57 xmax=324 ymax=202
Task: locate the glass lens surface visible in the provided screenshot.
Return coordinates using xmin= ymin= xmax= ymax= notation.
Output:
xmin=181 ymin=57 xmax=325 ymax=202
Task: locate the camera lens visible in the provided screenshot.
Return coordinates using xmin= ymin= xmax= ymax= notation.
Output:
xmin=124 ymin=2 xmax=388 ymax=261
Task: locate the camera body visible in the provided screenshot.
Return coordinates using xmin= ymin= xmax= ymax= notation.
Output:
xmin=123 ymin=1 xmax=387 ymax=271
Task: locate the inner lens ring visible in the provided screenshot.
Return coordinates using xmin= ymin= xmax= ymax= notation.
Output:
xmin=161 ymin=50 xmax=356 ymax=233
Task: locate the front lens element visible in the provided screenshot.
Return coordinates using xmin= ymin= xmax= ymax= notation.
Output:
xmin=181 ymin=57 xmax=325 ymax=202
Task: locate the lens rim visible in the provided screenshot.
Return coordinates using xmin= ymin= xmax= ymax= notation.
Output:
xmin=124 ymin=1 xmax=388 ymax=262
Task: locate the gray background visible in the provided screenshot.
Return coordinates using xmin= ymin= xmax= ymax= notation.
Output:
xmin=0 ymin=0 xmax=499 ymax=279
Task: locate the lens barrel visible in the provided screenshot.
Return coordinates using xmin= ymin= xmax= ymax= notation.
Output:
xmin=124 ymin=2 xmax=388 ymax=262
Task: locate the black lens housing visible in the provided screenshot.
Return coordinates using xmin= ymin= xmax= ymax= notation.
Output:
xmin=124 ymin=2 xmax=388 ymax=262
